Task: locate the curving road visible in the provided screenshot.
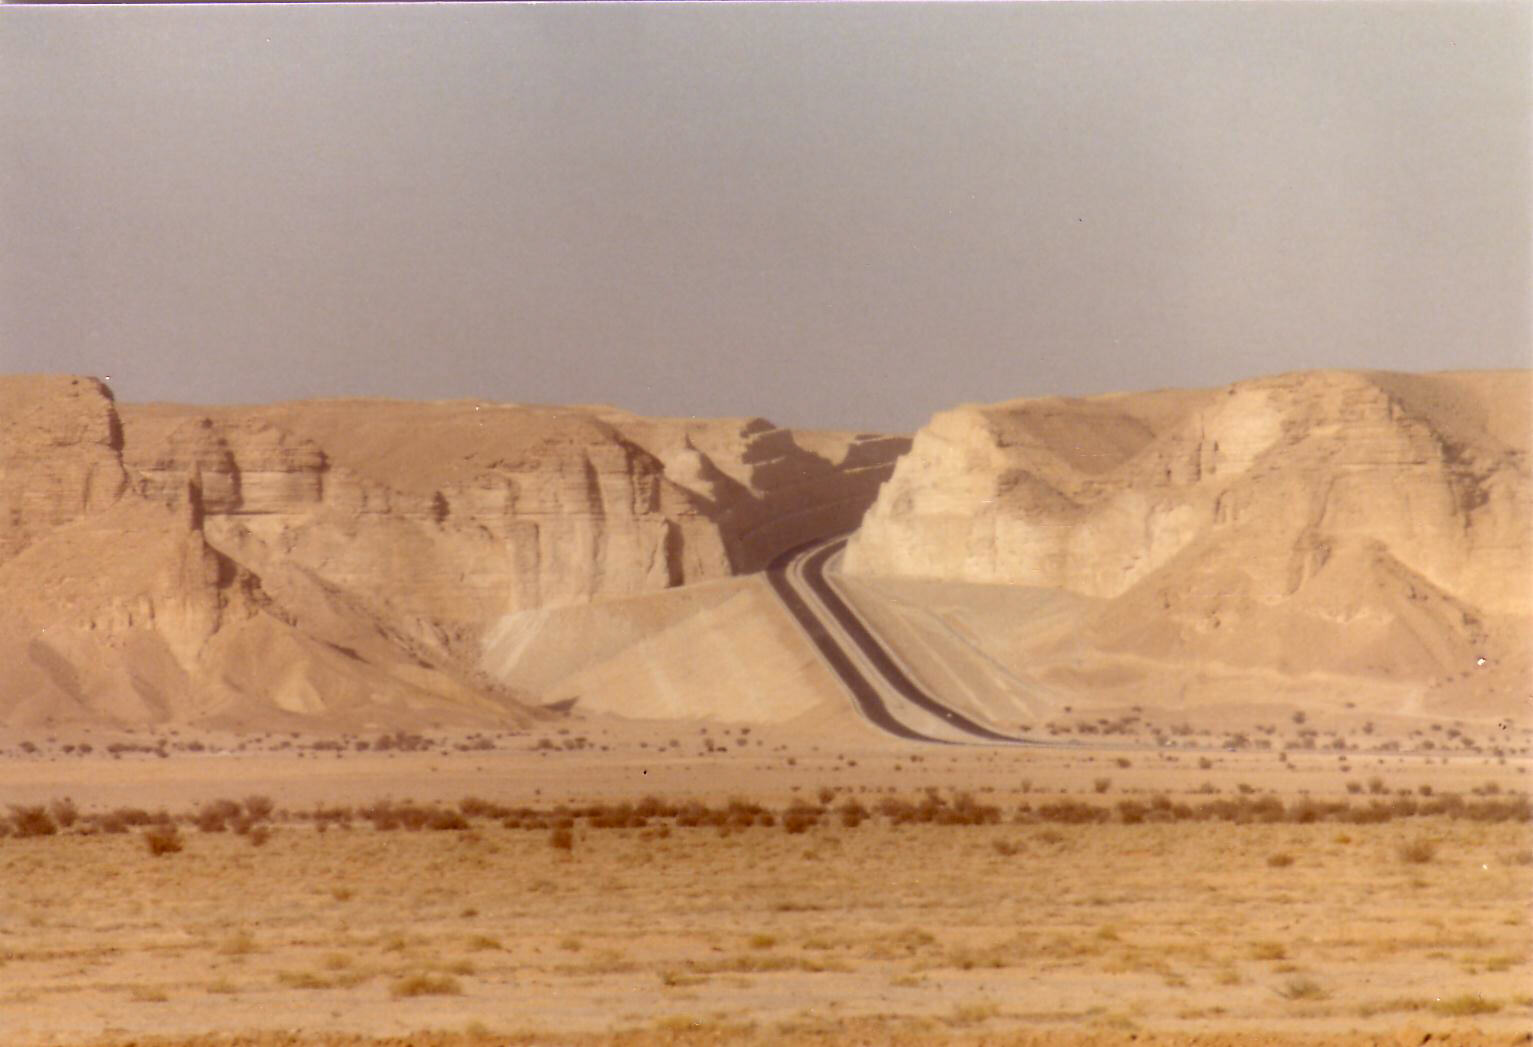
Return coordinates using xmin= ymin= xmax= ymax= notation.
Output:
xmin=767 ymin=534 xmax=1034 ymax=745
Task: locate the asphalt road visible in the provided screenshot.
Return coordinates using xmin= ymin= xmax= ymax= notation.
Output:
xmin=766 ymin=534 xmax=1031 ymax=746
xmin=768 ymin=535 xmax=1533 ymax=764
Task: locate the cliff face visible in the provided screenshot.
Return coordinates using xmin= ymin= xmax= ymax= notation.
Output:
xmin=0 ymin=376 xmax=128 ymax=562
xmin=843 ymin=370 xmax=1531 ymax=710
xmin=0 ymin=377 xmax=905 ymax=728
xmin=595 ymin=412 xmax=910 ymax=572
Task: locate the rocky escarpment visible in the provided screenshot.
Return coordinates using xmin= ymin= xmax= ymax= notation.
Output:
xmin=0 ymin=376 xmax=128 ymax=562
xmin=120 ymin=401 xmax=905 ymax=637
xmin=843 ymin=370 xmax=1531 ymax=712
xmin=0 ymin=377 xmax=906 ymax=727
xmin=120 ymin=404 xmax=723 ymax=649
xmin=597 ymin=411 xmax=910 ymax=572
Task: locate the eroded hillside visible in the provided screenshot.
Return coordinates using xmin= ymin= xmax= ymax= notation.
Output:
xmin=0 ymin=376 xmax=906 ymax=728
xmin=842 ymin=370 xmax=1531 ymax=718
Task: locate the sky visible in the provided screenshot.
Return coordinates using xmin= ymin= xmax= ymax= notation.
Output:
xmin=2 ymin=3 xmax=1529 ymax=433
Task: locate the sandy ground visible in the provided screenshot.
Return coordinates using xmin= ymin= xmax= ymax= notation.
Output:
xmin=1 ymin=715 xmax=1530 ymax=1046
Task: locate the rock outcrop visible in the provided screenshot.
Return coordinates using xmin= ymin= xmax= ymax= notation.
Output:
xmin=0 ymin=377 xmax=906 ymax=728
xmin=843 ymin=370 xmax=1531 ymax=714
xmin=0 ymin=376 xmax=127 ymax=562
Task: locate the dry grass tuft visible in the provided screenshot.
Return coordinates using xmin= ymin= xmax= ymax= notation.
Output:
xmin=1432 ymin=993 xmax=1502 ymax=1016
xmin=1276 ymin=975 xmax=1328 ymax=1001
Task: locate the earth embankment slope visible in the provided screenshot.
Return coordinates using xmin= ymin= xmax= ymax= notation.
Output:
xmin=0 ymin=376 xmax=904 ymax=729
xmin=841 ymin=370 xmax=1531 ymax=721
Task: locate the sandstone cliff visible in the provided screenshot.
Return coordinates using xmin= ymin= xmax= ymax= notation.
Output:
xmin=843 ymin=370 xmax=1531 ymax=715
xmin=0 ymin=378 xmax=905 ymax=728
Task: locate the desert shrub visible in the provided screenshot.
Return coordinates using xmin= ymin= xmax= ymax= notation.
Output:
xmin=1419 ymin=792 xmax=1464 ymax=817
xmin=389 ymin=973 xmax=462 ymax=998
xmin=1247 ymin=795 xmax=1287 ymax=823
xmin=395 ymin=803 xmax=433 ymax=831
xmin=49 ymin=798 xmax=79 ymax=828
xmin=782 ymin=806 xmax=818 ymax=835
xmin=1093 ymin=777 xmax=1112 ymax=794
xmin=426 ymin=809 xmax=469 ymax=831
xmin=1344 ymin=802 xmax=1394 ymax=825
xmin=837 ymin=798 xmax=868 ymax=828
xmin=358 ymin=799 xmax=404 ymax=831
xmin=194 ymin=803 xmax=231 ymax=833
xmin=1116 ymin=800 xmax=1147 ymax=825
xmin=549 ymin=826 xmax=574 ymax=851
xmin=247 ymin=825 xmax=272 ymax=847
xmin=1288 ymin=799 xmax=1328 ymax=824
xmin=1463 ymin=797 xmax=1532 ymax=823
xmin=725 ymin=798 xmax=768 ymax=829
xmin=9 ymin=805 xmax=58 ymax=838
xmin=144 ymin=824 xmax=184 ymax=856
xmin=1398 ymin=838 xmax=1437 ymax=864
xmin=943 ymin=792 xmax=1001 ymax=826
xmin=585 ymin=803 xmax=623 ymax=829
xmin=205 ymin=798 xmax=242 ymax=821
xmin=674 ymin=801 xmax=710 ymax=827
xmin=312 ymin=804 xmax=354 ymax=828
xmin=1036 ymin=800 xmax=1109 ymax=825
xmin=109 ymin=806 xmax=156 ymax=828
xmin=459 ymin=796 xmax=507 ymax=819
xmin=635 ymin=795 xmax=674 ymax=819
xmin=1267 ymin=852 xmax=1295 ymax=868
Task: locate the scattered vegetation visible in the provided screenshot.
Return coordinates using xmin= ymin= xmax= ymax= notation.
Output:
xmin=1 ymin=784 xmax=1527 ymax=849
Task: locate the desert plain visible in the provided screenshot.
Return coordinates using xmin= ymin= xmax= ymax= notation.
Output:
xmin=0 ymin=369 xmax=1529 ymax=1045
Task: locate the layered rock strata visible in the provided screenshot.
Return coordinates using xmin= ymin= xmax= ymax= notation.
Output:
xmin=0 ymin=376 xmax=905 ymax=727
xmin=843 ymin=370 xmax=1531 ymax=711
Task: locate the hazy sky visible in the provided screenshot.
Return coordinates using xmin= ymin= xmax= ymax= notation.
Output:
xmin=2 ymin=3 xmax=1528 ymax=432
